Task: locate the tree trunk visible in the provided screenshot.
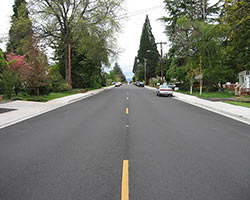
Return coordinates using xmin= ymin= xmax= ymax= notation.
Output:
xmin=190 ymin=80 xmax=193 ymax=95
xmin=14 ymin=87 xmax=18 ymax=96
xmin=68 ymin=44 xmax=71 ymax=87
xmin=64 ymin=45 xmax=69 ymax=83
xmin=200 ymin=79 xmax=203 ymax=96
xmin=37 ymin=87 xmax=40 ymax=96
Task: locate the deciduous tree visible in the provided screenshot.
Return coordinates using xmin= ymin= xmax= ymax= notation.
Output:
xmin=24 ymin=41 xmax=49 ymax=96
xmin=222 ymin=0 xmax=250 ymax=72
xmin=30 ymin=0 xmax=124 ymax=85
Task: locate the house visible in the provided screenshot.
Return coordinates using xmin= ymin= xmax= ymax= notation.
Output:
xmin=235 ymin=70 xmax=250 ymax=96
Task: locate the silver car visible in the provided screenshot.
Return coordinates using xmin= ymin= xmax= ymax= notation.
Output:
xmin=157 ymin=85 xmax=173 ymax=97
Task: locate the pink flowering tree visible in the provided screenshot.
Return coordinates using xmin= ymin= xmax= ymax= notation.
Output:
xmin=6 ymin=53 xmax=28 ymax=95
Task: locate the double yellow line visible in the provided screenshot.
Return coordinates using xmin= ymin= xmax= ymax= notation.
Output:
xmin=122 ymin=95 xmax=130 ymax=199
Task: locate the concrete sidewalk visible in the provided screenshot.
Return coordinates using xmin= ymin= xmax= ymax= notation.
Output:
xmin=0 ymin=86 xmax=114 ymax=129
xmin=145 ymin=86 xmax=250 ymax=125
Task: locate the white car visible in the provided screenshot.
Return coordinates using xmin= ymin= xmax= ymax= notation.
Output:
xmin=115 ymin=82 xmax=122 ymax=87
xmin=157 ymin=85 xmax=173 ymax=97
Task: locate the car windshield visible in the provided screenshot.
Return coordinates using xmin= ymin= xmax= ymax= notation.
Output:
xmin=160 ymin=85 xmax=170 ymax=89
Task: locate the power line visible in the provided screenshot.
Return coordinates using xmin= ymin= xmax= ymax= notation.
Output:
xmin=117 ymin=5 xmax=163 ymax=20
xmin=119 ymin=5 xmax=162 ymax=17
xmin=218 ymin=15 xmax=250 ymax=39
xmin=181 ymin=2 xmax=250 ymax=51
xmin=200 ymin=1 xmax=250 ymax=40
xmin=193 ymin=15 xmax=250 ymax=55
xmin=188 ymin=2 xmax=250 ymax=46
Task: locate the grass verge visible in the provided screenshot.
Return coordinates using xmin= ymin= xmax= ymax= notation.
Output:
xmin=177 ymin=90 xmax=250 ymax=108
xmin=2 ymin=86 xmax=112 ymax=102
xmin=177 ymin=90 xmax=234 ymax=98
xmin=223 ymin=101 xmax=250 ymax=108
xmin=11 ymin=91 xmax=80 ymax=102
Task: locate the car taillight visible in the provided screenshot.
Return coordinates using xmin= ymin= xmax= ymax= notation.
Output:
xmin=160 ymin=89 xmax=172 ymax=91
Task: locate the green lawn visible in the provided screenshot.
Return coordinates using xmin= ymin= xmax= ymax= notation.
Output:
xmin=11 ymin=91 xmax=80 ymax=102
xmin=223 ymin=101 xmax=250 ymax=108
xmin=177 ymin=90 xmax=235 ymax=98
xmin=2 ymin=86 xmax=110 ymax=102
xmin=177 ymin=90 xmax=250 ymax=108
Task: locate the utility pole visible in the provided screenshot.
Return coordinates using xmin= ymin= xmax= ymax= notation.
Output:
xmin=202 ymin=0 xmax=206 ymax=21
xmin=68 ymin=44 xmax=72 ymax=87
xmin=199 ymin=0 xmax=206 ymax=95
xmin=144 ymin=58 xmax=147 ymax=84
xmin=156 ymin=42 xmax=167 ymax=84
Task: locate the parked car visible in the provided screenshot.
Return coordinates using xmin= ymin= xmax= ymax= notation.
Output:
xmin=139 ymin=82 xmax=144 ymax=87
xmin=157 ymin=85 xmax=173 ymax=97
xmin=115 ymin=82 xmax=122 ymax=87
xmin=167 ymin=83 xmax=176 ymax=89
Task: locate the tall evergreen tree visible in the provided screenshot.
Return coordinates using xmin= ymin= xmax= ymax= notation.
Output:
xmin=135 ymin=15 xmax=159 ymax=82
xmin=7 ymin=0 xmax=33 ymax=55
xmin=113 ymin=62 xmax=126 ymax=82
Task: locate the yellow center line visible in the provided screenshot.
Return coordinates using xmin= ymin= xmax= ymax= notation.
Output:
xmin=126 ymin=107 xmax=129 ymax=115
xmin=121 ymin=160 xmax=129 ymax=200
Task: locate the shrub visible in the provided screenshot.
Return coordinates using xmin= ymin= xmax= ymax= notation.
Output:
xmin=203 ymin=85 xmax=218 ymax=92
xmin=58 ymin=81 xmax=72 ymax=92
xmin=48 ymin=64 xmax=71 ymax=92
xmin=1 ymin=70 xmax=17 ymax=99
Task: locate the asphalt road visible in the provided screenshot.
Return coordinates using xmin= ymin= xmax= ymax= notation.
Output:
xmin=0 ymin=85 xmax=250 ymax=200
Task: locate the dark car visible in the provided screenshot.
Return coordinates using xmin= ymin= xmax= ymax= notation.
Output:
xmin=167 ymin=83 xmax=176 ymax=89
xmin=139 ymin=82 xmax=144 ymax=87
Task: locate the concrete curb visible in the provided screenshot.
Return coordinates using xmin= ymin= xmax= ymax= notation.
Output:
xmin=145 ymin=86 xmax=157 ymax=91
xmin=67 ymin=86 xmax=114 ymax=104
xmin=0 ymin=105 xmax=63 ymax=130
xmin=145 ymin=86 xmax=250 ymax=125
xmin=0 ymin=86 xmax=114 ymax=130
xmin=174 ymin=96 xmax=250 ymax=125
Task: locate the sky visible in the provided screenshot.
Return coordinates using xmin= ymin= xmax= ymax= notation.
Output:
xmin=116 ymin=0 xmax=167 ymax=78
xmin=0 ymin=0 xmax=217 ymax=79
xmin=0 ymin=1 xmax=13 ymax=49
